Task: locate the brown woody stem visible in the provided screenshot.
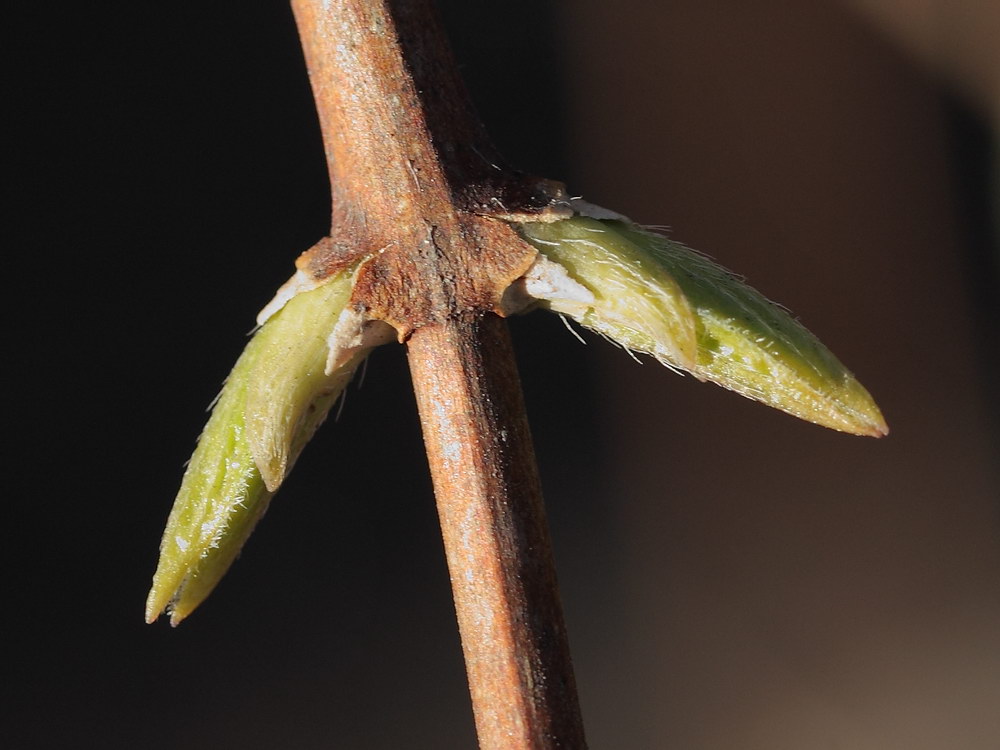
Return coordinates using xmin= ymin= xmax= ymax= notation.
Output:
xmin=290 ymin=1 xmax=586 ymax=747
xmin=408 ymin=315 xmax=586 ymax=748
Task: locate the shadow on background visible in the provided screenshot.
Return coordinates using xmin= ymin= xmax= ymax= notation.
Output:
xmin=9 ymin=0 xmax=997 ymax=748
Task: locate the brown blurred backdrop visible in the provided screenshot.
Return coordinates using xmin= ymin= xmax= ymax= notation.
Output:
xmin=556 ymin=1 xmax=999 ymax=747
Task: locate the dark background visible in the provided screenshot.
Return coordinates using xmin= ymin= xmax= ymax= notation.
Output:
xmin=10 ymin=1 xmax=998 ymax=748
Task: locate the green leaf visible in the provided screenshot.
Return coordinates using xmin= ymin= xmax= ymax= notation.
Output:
xmin=146 ymin=272 xmax=363 ymax=625
xmin=517 ymin=216 xmax=887 ymax=437
xmin=244 ymin=273 xmax=357 ymax=492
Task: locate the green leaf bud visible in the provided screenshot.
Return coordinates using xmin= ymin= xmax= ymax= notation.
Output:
xmin=146 ymin=270 xmax=382 ymax=625
xmin=516 ymin=215 xmax=887 ymax=437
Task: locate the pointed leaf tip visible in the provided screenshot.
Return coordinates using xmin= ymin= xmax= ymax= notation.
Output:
xmin=145 ymin=332 xmax=274 ymax=625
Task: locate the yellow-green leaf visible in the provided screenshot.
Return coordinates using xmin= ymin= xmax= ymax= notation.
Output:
xmin=146 ymin=271 xmax=364 ymax=626
xmin=517 ymin=216 xmax=887 ymax=437
xmin=244 ymin=273 xmax=356 ymax=491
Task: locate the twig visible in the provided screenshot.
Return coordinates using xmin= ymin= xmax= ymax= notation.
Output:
xmin=290 ymin=1 xmax=586 ymax=746
xmin=409 ymin=315 xmax=585 ymax=747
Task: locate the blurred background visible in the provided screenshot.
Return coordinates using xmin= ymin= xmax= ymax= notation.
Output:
xmin=10 ymin=0 xmax=998 ymax=747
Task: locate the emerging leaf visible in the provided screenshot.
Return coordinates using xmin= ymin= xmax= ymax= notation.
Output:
xmin=146 ymin=271 xmax=366 ymax=626
xmin=516 ymin=216 xmax=887 ymax=437
xmin=245 ymin=274 xmax=357 ymax=492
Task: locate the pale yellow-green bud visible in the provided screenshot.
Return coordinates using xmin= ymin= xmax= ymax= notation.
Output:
xmin=146 ymin=270 xmax=375 ymax=626
xmin=516 ymin=215 xmax=887 ymax=437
